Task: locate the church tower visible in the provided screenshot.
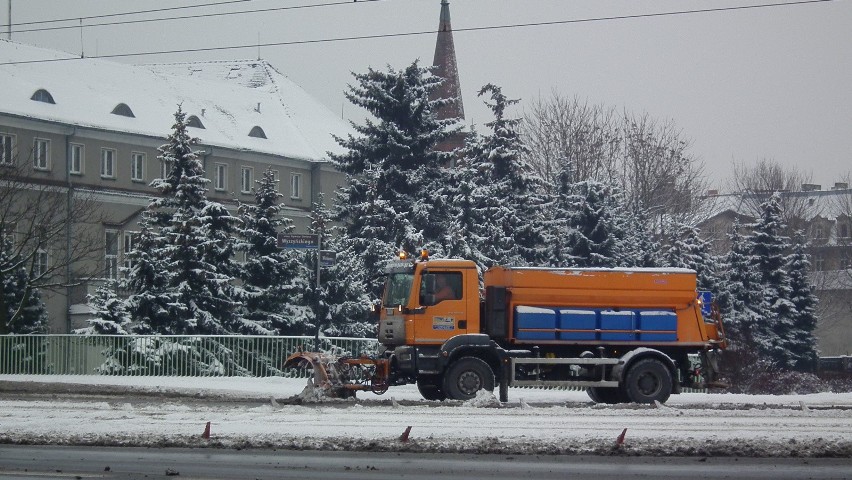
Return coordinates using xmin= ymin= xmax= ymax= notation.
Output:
xmin=431 ymin=0 xmax=465 ymax=152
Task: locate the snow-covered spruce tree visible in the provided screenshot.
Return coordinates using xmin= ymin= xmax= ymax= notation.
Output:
xmin=617 ymin=208 xmax=663 ymax=268
xmin=75 ymin=281 xmax=131 ymax=335
xmin=785 ymin=233 xmax=820 ymax=371
xmin=0 ymin=235 xmax=48 ymax=334
xmin=559 ymin=180 xmax=626 ymax=268
xmin=332 ymin=61 xmax=461 ymax=294
xmin=297 ymin=194 xmax=373 ymax=338
xmin=452 ymin=84 xmax=545 ymax=268
xmin=121 ymin=214 xmax=171 ymax=334
xmin=236 ymin=166 xmax=303 ymax=335
xmin=126 ymin=107 xmax=241 ymax=335
xmin=717 ymin=219 xmax=768 ymax=343
xmin=745 ymin=193 xmax=797 ymax=368
xmin=664 ymin=222 xmax=721 ymax=293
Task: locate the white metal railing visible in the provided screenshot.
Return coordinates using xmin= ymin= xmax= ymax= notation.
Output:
xmin=0 ymin=335 xmax=379 ymax=377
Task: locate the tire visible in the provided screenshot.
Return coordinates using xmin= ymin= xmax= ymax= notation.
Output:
xmin=443 ymin=356 xmax=495 ymax=401
xmin=623 ymin=358 xmax=673 ymax=404
xmin=587 ymin=387 xmax=628 ymax=404
xmin=416 ymin=375 xmax=447 ymax=401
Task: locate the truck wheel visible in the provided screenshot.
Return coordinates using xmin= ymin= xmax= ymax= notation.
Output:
xmin=587 ymin=387 xmax=628 ymax=404
xmin=417 ymin=375 xmax=447 ymax=401
xmin=443 ymin=357 xmax=495 ymax=400
xmin=624 ymin=358 xmax=673 ymax=404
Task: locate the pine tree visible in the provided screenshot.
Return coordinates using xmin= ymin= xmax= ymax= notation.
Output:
xmin=560 ymin=180 xmax=626 ymax=268
xmin=121 ymin=214 xmax=170 ymax=334
xmin=300 ymin=194 xmax=374 ymax=338
xmin=785 ymin=233 xmax=820 ymax=370
xmin=449 ymin=85 xmax=545 ymax=270
xmin=237 ymin=166 xmax=302 ymax=335
xmin=617 ymin=208 xmax=663 ymax=268
xmin=718 ymin=219 xmax=770 ymax=346
xmin=125 ymin=107 xmax=241 ymax=334
xmin=332 ymin=61 xmax=461 ymax=294
xmin=664 ymin=222 xmax=720 ymax=293
xmin=76 ymin=281 xmax=131 ymax=335
xmin=0 ymin=235 xmax=48 ymax=334
xmin=746 ymin=193 xmax=798 ymax=368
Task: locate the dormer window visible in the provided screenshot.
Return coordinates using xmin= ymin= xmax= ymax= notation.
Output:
xmin=186 ymin=115 xmax=205 ymax=129
xmin=31 ymin=89 xmax=55 ymax=104
xmin=248 ymin=126 xmax=267 ymax=139
xmin=111 ymin=103 xmax=135 ymax=118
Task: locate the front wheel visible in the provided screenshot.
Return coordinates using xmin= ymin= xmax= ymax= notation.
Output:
xmin=623 ymin=358 xmax=673 ymax=404
xmin=416 ymin=375 xmax=447 ymax=401
xmin=443 ymin=357 xmax=495 ymax=400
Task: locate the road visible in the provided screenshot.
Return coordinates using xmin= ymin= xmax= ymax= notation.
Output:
xmin=1 ymin=446 xmax=851 ymax=480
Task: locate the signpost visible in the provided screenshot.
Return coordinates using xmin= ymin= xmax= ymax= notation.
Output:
xmin=278 ymin=233 xmax=335 ymax=348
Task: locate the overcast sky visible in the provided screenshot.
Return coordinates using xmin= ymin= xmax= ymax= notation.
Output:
xmin=4 ymin=0 xmax=850 ymax=191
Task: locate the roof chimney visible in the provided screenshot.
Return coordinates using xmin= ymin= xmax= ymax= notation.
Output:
xmin=832 ymin=182 xmax=849 ymax=191
xmin=801 ymin=183 xmax=822 ymax=192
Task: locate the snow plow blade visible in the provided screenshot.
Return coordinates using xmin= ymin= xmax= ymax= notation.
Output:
xmin=283 ymin=350 xmax=391 ymax=399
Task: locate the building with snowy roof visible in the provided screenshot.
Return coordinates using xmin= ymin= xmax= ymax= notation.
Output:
xmin=0 ymin=38 xmax=352 ymax=333
xmin=697 ymin=186 xmax=852 ymax=356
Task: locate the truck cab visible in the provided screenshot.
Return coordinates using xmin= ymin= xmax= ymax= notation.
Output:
xmin=378 ymin=256 xmax=479 ymax=348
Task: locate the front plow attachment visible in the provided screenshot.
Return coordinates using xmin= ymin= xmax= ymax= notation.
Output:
xmin=283 ymin=350 xmax=391 ymax=399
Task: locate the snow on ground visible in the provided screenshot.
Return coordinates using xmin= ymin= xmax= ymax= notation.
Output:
xmin=1 ymin=375 xmax=851 ymax=457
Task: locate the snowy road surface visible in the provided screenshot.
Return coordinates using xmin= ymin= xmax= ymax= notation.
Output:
xmin=1 ymin=375 xmax=851 ymax=457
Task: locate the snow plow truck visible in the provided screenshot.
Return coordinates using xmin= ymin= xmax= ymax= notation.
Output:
xmin=284 ymin=251 xmax=727 ymax=404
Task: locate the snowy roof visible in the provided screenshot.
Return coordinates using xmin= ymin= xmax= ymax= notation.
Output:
xmin=0 ymin=40 xmax=352 ymax=161
xmin=700 ymin=190 xmax=852 ymax=223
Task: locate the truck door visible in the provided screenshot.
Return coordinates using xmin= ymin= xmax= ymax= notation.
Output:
xmin=414 ymin=270 xmax=468 ymax=344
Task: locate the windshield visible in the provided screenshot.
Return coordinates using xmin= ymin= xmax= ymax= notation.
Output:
xmin=383 ymin=273 xmax=414 ymax=307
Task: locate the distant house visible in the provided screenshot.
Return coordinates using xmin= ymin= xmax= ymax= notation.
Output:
xmin=697 ymin=185 xmax=852 ymax=355
xmin=0 ymin=39 xmax=352 ymax=333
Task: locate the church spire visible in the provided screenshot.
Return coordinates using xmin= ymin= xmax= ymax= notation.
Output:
xmin=432 ymin=0 xmax=464 ymax=123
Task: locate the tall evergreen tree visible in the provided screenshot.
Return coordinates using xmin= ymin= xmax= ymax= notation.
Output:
xmin=560 ymin=180 xmax=625 ymax=268
xmin=450 ymin=85 xmax=545 ymax=269
xmin=299 ymin=194 xmax=373 ymax=338
xmin=718 ymin=219 xmax=769 ymax=346
xmin=664 ymin=222 xmax=721 ymax=293
xmin=0 ymin=236 xmax=48 ymax=333
xmin=125 ymin=107 xmax=241 ymax=334
xmin=746 ymin=193 xmax=797 ymax=368
xmin=332 ymin=61 xmax=461 ymax=295
xmin=237 ymin=166 xmax=302 ymax=335
xmin=785 ymin=233 xmax=820 ymax=370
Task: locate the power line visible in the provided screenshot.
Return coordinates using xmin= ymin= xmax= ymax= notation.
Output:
xmin=5 ymin=0 xmax=387 ymax=35
xmin=0 ymin=0 xmax=837 ymax=67
xmin=1 ymin=0 xmax=255 ymax=28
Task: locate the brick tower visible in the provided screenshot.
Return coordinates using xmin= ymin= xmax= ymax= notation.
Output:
xmin=431 ymin=0 xmax=465 ymax=153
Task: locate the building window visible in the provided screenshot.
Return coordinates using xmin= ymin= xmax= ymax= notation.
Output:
xmin=186 ymin=115 xmax=205 ymax=129
xmin=215 ymin=164 xmax=227 ymax=191
xmin=31 ymin=89 xmax=56 ymax=104
xmin=69 ymin=143 xmax=84 ymax=175
xmin=1 ymin=133 xmax=15 ymax=165
xmin=101 ymin=148 xmax=116 ymax=178
xmin=841 ymin=254 xmax=851 ymax=270
xmin=248 ymin=126 xmax=267 ymax=139
xmin=269 ymin=169 xmax=279 ymax=192
xmin=812 ymin=225 xmax=825 ymax=241
xmin=290 ymin=173 xmax=302 ymax=199
xmin=241 ymin=166 xmax=253 ymax=194
xmin=160 ymin=159 xmax=171 ymax=180
xmin=840 ymin=222 xmax=850 ymax=240
xmin=111 ymin=103 xmax=135 ymax=118
xmin=34 ymin=249 xmax=49 ymax=277
xmin=123 ymin=231 xmax=138 ymax=275
xmin=1 ymin=222 xmax=16 ymax=248
xmin=131 ymin=152 xmax=145 ymax=182
xmin=813 ymin=254 xmax=825 ymax=272
xmin=33 ymin=138 xmax=50 ymax=170
xmin=105 ymin=229 xmax=119 ymax=280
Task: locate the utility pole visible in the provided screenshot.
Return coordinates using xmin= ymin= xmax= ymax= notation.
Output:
xmin=7 ymin=0 xmax=12 ymax=40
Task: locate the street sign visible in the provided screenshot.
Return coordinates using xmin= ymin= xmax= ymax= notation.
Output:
xmin=277 ymin=233 xmax=319 ymax=249
xmin=320 ymin=250 xmax=336 ymax=267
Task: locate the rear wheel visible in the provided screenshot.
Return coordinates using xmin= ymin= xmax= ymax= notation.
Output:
xmin=416 ymin=375 xmax=447 ymax=401
xmin=443 ymin=357 xmax=495 ymax=400
xmin=624 ymin=358 xmax=673 ymax=404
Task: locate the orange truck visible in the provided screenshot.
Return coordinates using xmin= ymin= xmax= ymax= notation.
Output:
xmin=286 ymin=251 xmax=726 ymax=404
